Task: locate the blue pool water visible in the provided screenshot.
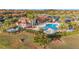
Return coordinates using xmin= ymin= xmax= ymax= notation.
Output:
xmin=43 ymin=23 xmax=58 ymax=31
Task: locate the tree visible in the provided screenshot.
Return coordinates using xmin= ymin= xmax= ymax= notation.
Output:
xmin=34 ymin=29 xmax=49 ymax=48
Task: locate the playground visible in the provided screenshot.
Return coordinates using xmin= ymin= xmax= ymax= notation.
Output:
xmin=0 ymin=10 xmax=79 ymax=48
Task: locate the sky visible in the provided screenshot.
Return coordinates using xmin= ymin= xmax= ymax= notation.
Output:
xmin=0 ymin=0 xmax=79 ymax=9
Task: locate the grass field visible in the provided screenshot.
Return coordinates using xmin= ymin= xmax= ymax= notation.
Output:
xmin=0 ymin=31 xmax=79 ymax=49
xmin=0 ymin=31 xmax=35 ymax=49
